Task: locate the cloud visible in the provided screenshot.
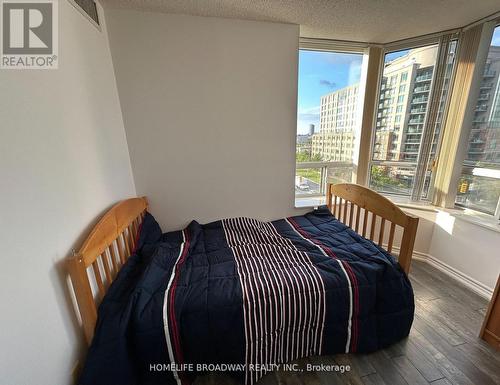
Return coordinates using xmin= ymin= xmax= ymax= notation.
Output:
xmin=319 ymin=79 xmax=337 ymax=88
xmin=348 ymin=61 xmax=362 ymax=85
xmin=298 ymin=106 xmax=320 ymax=121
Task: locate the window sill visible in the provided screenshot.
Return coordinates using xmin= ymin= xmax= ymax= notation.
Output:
xmin=390 ymin=201 xmax=500 ymax=233
xmin=295 ymin=195 xmax=500 ymax=233
xmin=295 ymin=196 xmax=326 ymax=209
xmin=439 ymin=207 xmax=500 ymax=233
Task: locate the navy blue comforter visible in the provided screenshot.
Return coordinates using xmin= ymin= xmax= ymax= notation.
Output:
xmin=80 ymin=208 xmax=414 ymax=385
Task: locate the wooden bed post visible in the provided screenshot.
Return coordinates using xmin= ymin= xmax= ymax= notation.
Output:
xmin=326 ymin=183 xmax=333 ymax=211
xmin=67 ymin=254 xmax=97 ymax=345
xmin=398 ymin=216 xmax=419 ymax=274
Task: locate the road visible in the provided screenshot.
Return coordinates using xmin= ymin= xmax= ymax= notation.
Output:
xmin=295 ymin=177 xmax=320 ymax=194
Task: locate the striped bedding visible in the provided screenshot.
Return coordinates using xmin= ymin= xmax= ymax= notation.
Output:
xmin=79 ymin=208 xmax=414 ymax=385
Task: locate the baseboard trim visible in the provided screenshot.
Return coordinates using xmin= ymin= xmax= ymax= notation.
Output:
xmin=386 ymin=244 xmax=494 ymax=300
xmin=411 ymin=251 xmax=493 ymax=300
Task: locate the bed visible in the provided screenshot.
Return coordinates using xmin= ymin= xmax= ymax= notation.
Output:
xmin=68 ymin=183 xmax=418 ymax=385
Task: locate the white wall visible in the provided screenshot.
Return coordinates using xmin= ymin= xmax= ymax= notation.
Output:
xmin=403 ymin=208 xmax=436 ymax=256
xmin=428 ymin=213 xmax=500 ymax=293
xmin=0 ymin=2 xmax=136 ymax=385
xmin=105 ymin=10 xmax=300 ymax=231
xmin=397 ymin=208 xmax=499 ymax=296
xmin=366 ymin=204 xmax=498 ymax=296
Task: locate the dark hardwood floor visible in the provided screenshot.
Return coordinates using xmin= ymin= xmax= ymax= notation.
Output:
xmin=195 ymin=260 xmax=499 ymax=385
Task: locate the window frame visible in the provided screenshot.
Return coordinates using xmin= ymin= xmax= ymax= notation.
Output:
xmin=295 ymin=40 xmax=371 ymax=205
xmin=295 ymin=22 xmax=500 ymax=223
xmin=451 ymin=22 xmax=500 ymax=219
xmin=367 ymin=34 xmax=459 ymax=202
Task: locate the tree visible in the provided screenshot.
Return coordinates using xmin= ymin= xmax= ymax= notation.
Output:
xmin=296 ymin=151 xmax=323 ymax=162
xmin=370 ymin=166 xmax=403 ymax=188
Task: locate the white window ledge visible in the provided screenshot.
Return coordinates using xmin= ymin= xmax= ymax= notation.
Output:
xmin=396 ymin=202 xmax=500 ymax=233
xmin=295 ymin=196 xmax=326 ymax=209
xmin=436 ymin=208 xmax=500 ymax=234
xmin=295 ymin=196 xmax=500 ymax=233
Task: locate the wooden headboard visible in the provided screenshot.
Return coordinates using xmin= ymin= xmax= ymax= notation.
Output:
xmin=326 ymin=183 xmax=419 ymax=274
xmin=67 ymin=197 xmax=148 ymax=345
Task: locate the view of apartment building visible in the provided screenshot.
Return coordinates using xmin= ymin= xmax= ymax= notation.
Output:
xmin=467 ymin=46 xmax=500 ymax=165
xmin=373 ymin=46 xmax=437 ymax=162
xmin=310 ymin=47 xmax=439 ymax=164
xmin=303 ymin=43 xmax=500 ymax=203
xmin=309 ymin=44 xmax=500 ymax=168
xmin=311 ymin=83 xmax=360 ymax=162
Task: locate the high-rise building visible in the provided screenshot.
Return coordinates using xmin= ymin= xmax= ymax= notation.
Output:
xmin=467 ymin=46 xmax=500 ymax=165
xmin=373 ymin=46 xmax=437 ymax=162
xmin=312 ymin=46 xmax=441 ymax=167
xmin=311 ymin=83 xmax=360 ymax=162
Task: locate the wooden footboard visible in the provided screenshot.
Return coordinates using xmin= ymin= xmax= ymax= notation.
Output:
xmin=67 ymin=197 xmax=148 ymax=345
xmin=326 ymin=183 xmax=419 ymax=274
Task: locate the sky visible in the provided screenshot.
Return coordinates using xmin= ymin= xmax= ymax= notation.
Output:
xmin=385 ymin=49 xmax=409 ymax=62
xmin=492 ymin=26 xmax=500 ymax=46
xmin=297 ymin=50 xmax=362 ymax=134
xmin=296 ymin=49 xmax=406 ymax=135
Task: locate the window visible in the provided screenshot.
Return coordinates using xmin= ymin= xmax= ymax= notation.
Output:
xmin=456 ymin=26 xmax=500 ymax=217
xmin=296 ymin=49 xmax=366 ymax=204
xmin=369 ymin=40 xmax=457 ymax=199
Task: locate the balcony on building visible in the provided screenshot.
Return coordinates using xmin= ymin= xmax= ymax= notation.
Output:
xmin=480 ymin=83 xmax=493 ymax=89
xmin=407 ymin=126 xmax=423 ymax=134
xmin=412 ymin=97 xmax=429 ymax=104
xmin=415 ymin=74 xmax=432 ymax=82
xmin=414 ymin=86 xmax=430 ymax=93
